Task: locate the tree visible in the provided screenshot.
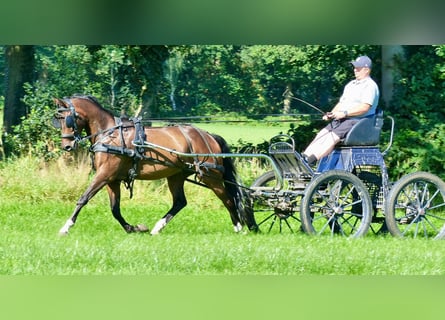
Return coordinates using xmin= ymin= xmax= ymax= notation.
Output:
xmin=174 ymin=45 xmax=251 ymax=115
xmin=164 ymin=49 xmax=184 ymax=111
xmin=385 ymin=45 xmax=445 ymax=178
xmin=121 ymin=45 xmax=170 ymax=117
xmin=381 ymin=45 xmax=404 ymax=106
xmin=3 ymin=45 xmax=35 ymax=133
xmin=238 ymin=45 xmax=380 ymax=115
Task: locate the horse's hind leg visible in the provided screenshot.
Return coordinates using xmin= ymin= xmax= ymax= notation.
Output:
xmin=208 ymin=182 xmax=244 ymax=232
xmin=106 ymin=181 xmax=149 ymax=233
xmin=151 ymin=173 xmax=187 ymax=235
xmin=205 ymin=177 xmax=258 ymax=233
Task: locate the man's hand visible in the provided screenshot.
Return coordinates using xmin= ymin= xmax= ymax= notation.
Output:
xmin=323 ymin=111 xmax=347 ymax=121
xmin=322 ymin=112 xmax=334 ymax=121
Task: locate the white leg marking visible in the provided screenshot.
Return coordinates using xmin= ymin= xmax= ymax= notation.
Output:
xmin=59 ymin=219 xmax=75 ymax=235
xmin=233 ymin=222 xmax=243 ymax=233
xmin=150 ymin=218 xmax=167 ymax=235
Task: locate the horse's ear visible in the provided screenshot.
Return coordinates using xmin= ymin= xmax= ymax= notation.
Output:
xmin=53 ymin=98 xmax=65 ymax=106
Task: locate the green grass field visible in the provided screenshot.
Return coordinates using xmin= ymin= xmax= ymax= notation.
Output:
xmin=1 ymin=119 xmax=445 ymax=320
xmin=194 ymin=121 xmax=291 ymax=145
xmin=1 ymin=156 xmax=445 ymax=275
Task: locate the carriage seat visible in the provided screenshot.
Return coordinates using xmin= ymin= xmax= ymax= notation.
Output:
xmin=341 ymin=108 xmax=384 ymax=146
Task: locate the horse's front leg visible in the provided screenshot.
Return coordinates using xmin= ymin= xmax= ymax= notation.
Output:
xmin=59 ymin=178 xmax=108 ymax=235
xmin=106 ymin=181 xmax=149 ymax=233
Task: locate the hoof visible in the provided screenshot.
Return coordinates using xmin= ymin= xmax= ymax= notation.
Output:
xmin=134 ymin=224 xmax=150 ymax=233
xmin=150 ymin=218 xmax=167 ymax=235
xmin=125 ymin=224 xmax=149 ymax=233
xmin=233 ymin=222 xmax=243 ymax=233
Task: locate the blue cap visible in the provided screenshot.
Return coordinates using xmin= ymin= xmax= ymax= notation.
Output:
xmin=351 ymin=55 xmax=372 ymax=68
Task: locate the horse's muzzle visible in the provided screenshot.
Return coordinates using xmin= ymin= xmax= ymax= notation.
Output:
xmin=61 ymin=133 xmax=78 ymax=152
xmin=62 ymin=140 xmax=77 ymax=152
xmin=63 ymin=145 xmax=74 ymax=152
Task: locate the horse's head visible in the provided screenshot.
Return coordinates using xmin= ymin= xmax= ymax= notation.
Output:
xmin=52 ymin=98 xmax=87 ymax=151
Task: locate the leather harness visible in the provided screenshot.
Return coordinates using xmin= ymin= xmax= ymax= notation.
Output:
xmin=89 ymin=117 xmax=225 ymax=197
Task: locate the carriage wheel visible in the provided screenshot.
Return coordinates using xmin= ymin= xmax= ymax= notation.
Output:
xmin=355 ymin=170 xmax=388 ymax=235
xmin=384 ymin=171 xmax=445 ymax=239
xmin=300 ymin=170 xmax=373 ymax=238
xmin=250 ymin=171 xmax=302 ymax=233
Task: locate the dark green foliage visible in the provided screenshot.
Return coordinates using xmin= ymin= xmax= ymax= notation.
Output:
xmin=385 ymin=46 xmax=445 ymax=180
xmin=2 ymin=44 xmax=445 ymax=182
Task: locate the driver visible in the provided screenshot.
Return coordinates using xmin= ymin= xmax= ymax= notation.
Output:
xmin=302 ymin=55 xmax=380 ymax=165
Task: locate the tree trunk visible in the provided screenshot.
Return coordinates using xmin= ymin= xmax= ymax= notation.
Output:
xmin=3 ymin=45 xmax=35 ymax=133
xmin=283 ymin=83 xmax=293 ymax=114
xmin=381 ymin=45 xmax=404 ymax=107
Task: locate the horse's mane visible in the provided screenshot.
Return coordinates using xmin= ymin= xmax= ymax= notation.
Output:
xmin=66 ymin=94 xmax=115 ymax=118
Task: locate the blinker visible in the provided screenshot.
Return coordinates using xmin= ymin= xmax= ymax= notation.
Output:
xmin=65 ymin=115 xmax=75 ymax=129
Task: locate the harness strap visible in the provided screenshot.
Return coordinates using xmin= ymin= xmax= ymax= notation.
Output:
xmin=131 ymin=117 xmax=147 ymax=146
xmin=176 ymin=125 xmax=225 ymax=180
xmin=194 ymin=127 xmax=219 ymax=164
xmin=90 ymin=143 xmax=135 ymax=157
xmin=88 ymin=117 xmax=139 ymax=198
xmin=177 ymin=125 xmax=205 ymax=179
xmin=191 ymin=126 xmax=224 ymax=173
xmin=177 ymin=125 xmax=197 ymax=154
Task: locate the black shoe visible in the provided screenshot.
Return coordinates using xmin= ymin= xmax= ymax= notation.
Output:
xmin=302 ymin=153 xmax=317 ymax=165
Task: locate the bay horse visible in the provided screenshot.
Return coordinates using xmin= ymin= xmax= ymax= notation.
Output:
xmin=52 ymin=95 xmax=258 ymax=235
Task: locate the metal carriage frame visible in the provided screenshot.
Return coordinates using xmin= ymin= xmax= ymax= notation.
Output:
xmin=246 ymin=111 xmax=445 ymax=238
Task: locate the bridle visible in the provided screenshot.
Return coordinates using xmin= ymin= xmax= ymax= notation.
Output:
xmin=52 ymin=99 xmax=83 ymax=144
xmin=52 ymin=98 xmax=122 ymax=151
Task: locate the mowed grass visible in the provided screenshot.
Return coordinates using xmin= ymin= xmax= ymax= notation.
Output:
xmin=193 ymin=121 xmax=290 ymax=145
xmin=1 ymin=156 xmax=445 ymax=275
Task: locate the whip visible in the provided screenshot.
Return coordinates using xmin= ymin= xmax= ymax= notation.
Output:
xmin=282 ymin=89 xmax=327 ymax=115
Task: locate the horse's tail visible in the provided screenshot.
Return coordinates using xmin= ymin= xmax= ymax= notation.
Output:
xmin=211 ymin=134 xmax=258 ymax=232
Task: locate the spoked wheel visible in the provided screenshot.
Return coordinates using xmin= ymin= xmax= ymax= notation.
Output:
xmin=300 ymin=170 xmax=373 ymax=238
xmin=385 ymin=171 xmax=445 ymax=239
xmin=250 ymin=171 xmax=303 ymax=233
xmin=356 ymin=170 xmax=388 ymax=235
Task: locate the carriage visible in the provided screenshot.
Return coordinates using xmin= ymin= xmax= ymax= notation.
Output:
xmin=249 ymin=109 xmax=445 ymax=238
xmin=53 ymin=95 xmax=445 ymax=239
